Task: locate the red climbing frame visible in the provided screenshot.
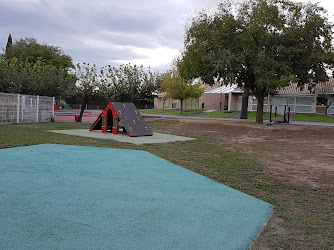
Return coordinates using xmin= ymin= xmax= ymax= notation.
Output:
xmin=89 ymin=102 xmax=153 ymax=137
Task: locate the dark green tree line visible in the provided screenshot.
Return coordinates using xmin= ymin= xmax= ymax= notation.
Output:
xmin=0 ymin=56 xmax=75 ymax=97
xmin=74 ymin=63 xmax=163 ymax=122
xmin=1 ymin=35 xmax=76 ymax=98
xmin=103 ymin=64 xmax=163 ymax=103
xmin=4 ymin=37 xmax=74 ymax=69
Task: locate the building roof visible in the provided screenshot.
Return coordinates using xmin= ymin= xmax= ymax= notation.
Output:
xmin=276 ymin=83 xmax=312 ymax=95
xmin=204 ymin=84 xmax=241 ymax=94
xmin=277 ymin=78 xmax=334 ymax=95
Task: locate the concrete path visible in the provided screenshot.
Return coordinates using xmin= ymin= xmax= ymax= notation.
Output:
xmin=142 ymin=114 xmax=334 ymax=127
xmin=49 ymin=130 xmax=195 ymax=145
xmin=289 ymin=120 xmax=334 ymax=127
xmin=0 ymin=144 xmax=274 ymax=249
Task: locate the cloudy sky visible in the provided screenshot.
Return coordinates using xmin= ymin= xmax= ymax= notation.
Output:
xmin=0 ymin=0 xmax=333 ymax=72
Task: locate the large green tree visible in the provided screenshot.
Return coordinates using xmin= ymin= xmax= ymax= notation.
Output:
xmin=161 ymin=70 xmax=204 ymax=114
xmin=0 ymin=56 xmax=75 ymax=96
xmin=178 ymin=0 xmax=334 ymax=123
xmin=5 ymin=37 xmax=74 ymax=70
xmin=1 ymin=36 xmax=76 ymax=98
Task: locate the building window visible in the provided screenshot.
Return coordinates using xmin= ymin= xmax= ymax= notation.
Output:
xmin=317 ymin=96 xmax=328 ymax=106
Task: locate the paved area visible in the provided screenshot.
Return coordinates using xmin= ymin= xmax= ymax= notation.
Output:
xmin=289 ymin=120 xmax=334 ymax=127
xmin=54 ymin=109 xmax=100 ymax=123
xmin=142 ymin=114 xmax=334 ymax=127
xmin=0 ymin=144 xmax=274 ymax=249
xmin=49 ymin=129 xmax=195 ymax=145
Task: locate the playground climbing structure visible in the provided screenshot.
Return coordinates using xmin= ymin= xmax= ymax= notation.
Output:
xmin=89 ymin=102 xmax=153 ymax=137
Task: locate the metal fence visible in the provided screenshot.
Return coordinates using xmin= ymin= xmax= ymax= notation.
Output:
xmin=67 ymin=104 xmax=102 ymax=110
xmin=0 ymin=92 xmax=55 ymax=124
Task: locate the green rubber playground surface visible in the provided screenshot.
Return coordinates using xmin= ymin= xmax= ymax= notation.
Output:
xmin=0 ymin=144 xmax=273 ymax=249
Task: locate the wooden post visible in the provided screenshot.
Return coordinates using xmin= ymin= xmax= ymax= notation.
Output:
xmin=112 ymin=117 xmax=118 ymax=134
xmin=102 ymin=115 xmax=107 ymax=133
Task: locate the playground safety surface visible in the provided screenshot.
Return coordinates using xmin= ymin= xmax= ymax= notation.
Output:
xmin=49 ymin=129 xmax=195 ymax=145
xmin=0 ymin=144 xmax=273 ymax=249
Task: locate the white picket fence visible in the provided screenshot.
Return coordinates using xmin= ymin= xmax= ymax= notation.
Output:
xmin=0 ymin=92 xmax=55 ymax=124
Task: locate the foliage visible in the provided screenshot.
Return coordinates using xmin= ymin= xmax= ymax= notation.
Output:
xmin=102 ymin=64 xmax=163 ymax=104
xmin=0 ymin=56 xmax=76 ymax=97
xmin=75 ymin=62 xmax=108 ymax=121
xmin=72 ymin=63 xmax=163 ymax=121
xmin=178 ymin=0 xmax=334 ymax=123
xmin=5 ymin=37 xmax=74 ymax=70
xmin=0 ymin=36 xmax=75 ymax=98
xmin=161 ymin=71 xmax=204 ymax=113
xmin=5 ymin=34 xmax=13 ymax=57
xmin=75 ymin=63 xmax=104 ymax=100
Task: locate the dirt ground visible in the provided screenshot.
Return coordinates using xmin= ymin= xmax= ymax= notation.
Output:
xmin=150 ymin=118 xmax=334 ymax=189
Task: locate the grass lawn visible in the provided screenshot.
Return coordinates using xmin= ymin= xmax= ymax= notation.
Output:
xmin=295 ymin=113 xmax=334 ymax=122
xmin=248 ymin=112 xmax=283 ymax=120
xmin=197 ymin=110 xmax=240 ymax=118
xmin=138 ymin=109 xmax=170 ymax=114
xmin=0 ymin=120 xmax=333 ymax=249
xmin=167 ymin=109 xmax=204 ymax=116
xmin=139 ymin=109 xmax=204 ymax=116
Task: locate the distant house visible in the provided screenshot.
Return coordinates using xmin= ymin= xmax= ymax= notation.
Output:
xmin=154 ymin=83 xmax=211 ymax=110
xmin=154 ymin=93 xmax=200 ymax=110
xmin=154 ymin=79 xmax=334 ymax=114
xmin=271 ymin=80 xmax=334 ymax=114
xmin=198 ymin=83 xmax=270 ymax=112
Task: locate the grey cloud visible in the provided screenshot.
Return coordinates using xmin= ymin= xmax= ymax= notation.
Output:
xmin=0 ymin=0 xmax=224 ymax=70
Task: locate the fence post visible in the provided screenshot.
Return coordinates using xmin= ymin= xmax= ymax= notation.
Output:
xmin=52 ymin=97 xmax=55 ymax=120
xmin=270 ymin=105 xmax=272 ymax=122
xmin=36 ymin=95 xmax=39 ymax=122
xmin=284 ymin=106 xmax=287 ymax=123
xmin=17 ymin=93 xmax=20 ymax=123
xmin=21 ymin=95 xmax=24 ymax=122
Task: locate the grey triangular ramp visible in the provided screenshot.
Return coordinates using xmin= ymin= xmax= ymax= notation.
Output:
xmin=111 ymin=102 xmax=153 ymax=137
xmin=89 ymin=113 xmax=102 ymax=131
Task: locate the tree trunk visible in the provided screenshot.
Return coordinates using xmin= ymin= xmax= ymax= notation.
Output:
xmin=240 ymin=88 xmax=249 ymax=119
xmin=325 ymin=102 xmax=331 ymax=116
xmin=78 ymin=101 xmax=86 ymax=122
xmin=180 ymin=99 xmax=183 ymax=114
xmin=256 ymin=91 xmax=265 ymax=124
